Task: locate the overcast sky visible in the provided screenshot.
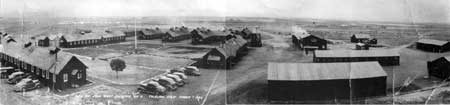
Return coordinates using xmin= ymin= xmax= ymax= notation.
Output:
xmin=1 ymin=0 xmax=450 ymax=23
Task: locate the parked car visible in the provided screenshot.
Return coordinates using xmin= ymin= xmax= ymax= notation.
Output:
xmin=7 ymin=72 xmax=27 ymax=84
xmin=137 ymin=79 xmax=167 ymax=95
xmin=171 ymin=72 xmax=188 ymax=80
xmin=165 ymin=74 xmax=185 ymax=86
xmin=13 ymin=78 xmax=42 ymax=92
xmin=184 ymin=66 xmax=201 ymax=76
xmin=0 ymin=67 xmax=15 ymax=79
xmin=168 ymin=68 xmax=185 ymax=73
xmin=153 ymin=76 xmax=177 ymax=91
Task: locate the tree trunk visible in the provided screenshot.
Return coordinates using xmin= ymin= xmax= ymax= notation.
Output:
xmin=116 ymin=71 xmax=118 ymax=79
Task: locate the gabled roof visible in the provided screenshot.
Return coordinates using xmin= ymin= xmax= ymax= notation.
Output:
xmin=417 ymin=39 xmax=449 ymax=46
xmin=353 ymin=34 xmax=371 ymax=39
xmin=443 ymin=56 xmax=450 ymax=62
xmin=166 ymin=28 xmax=191 ymax=37
xmin=102 ymin=30 xmax=125 ymax=38
xmin=193 ymin=28 xmax=231 ymax=38
xmin=267 ymin=62 xmax=387 ymax=81
xmin=0 ymin=37 xmax=87 ymax=74
xmin=212 ymin=35 xmax=247 ymax=58
xmin=62 ymin=30 xmax=124 ymax=42
xmin=315 ymin=49 xmax=400 ymax=57
xmin=62 ymin=31 xmax=102 ymax=42
xmin=142 ymin=28 xmax=164 ymax=36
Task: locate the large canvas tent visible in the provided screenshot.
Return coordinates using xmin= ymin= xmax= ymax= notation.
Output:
xmin=268 ymin=62 xmax=387 ymax=102
xmin=314 ymin=50 xmax=400 ymax=66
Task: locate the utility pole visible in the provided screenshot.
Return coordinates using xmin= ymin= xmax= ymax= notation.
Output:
xmin=134 ymin=17 xmax=137 ymax=54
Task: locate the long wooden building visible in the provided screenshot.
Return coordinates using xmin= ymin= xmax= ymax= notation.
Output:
xmin=139 ymin=28 xmax=165 ymax=40
xmin=268 ymin=62 xmax=387 ymax=102
xmin=427 ymin=56 xmax=450 ymax=79
xmin=416 ymin=39 xmax=450 ymax=53
xmin=313 ymin=50 xmax=400 ymax=66
xmin=0 ymin=36 xmax=88 ymax=91
xmin=162 ymin=26 xmax=192 ymax=42
xmin=59 ymin=30 xmax=126 ymax=48
xmin=201 ymin=35 xmax=247 ymax=69
xmin=191 ymin=28 xmax=233 ymax=44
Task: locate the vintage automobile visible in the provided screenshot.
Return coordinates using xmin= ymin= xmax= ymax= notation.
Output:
xmin=171 ymin=72 xmax=187 ymax=80
xmin=153 ymin=76 xmax=177 ymax=91
xmin=13 ymin=78 xmax=42 ymax=92
xmin=137 ymin=79 xmax=167 ymax=95
xmin=165 ymin=74 xmax=185 ymax=87
xmin=7 ymin=72 xmax=27 ymax=84
xmin=184 ymin=66 xmax=201 ymax=76
xmin=0 ymin=67 xmax=15 ymax=79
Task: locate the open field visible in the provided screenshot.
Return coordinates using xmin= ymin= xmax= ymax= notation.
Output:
xmin=2 ymin=17 xmax=450 ymax=105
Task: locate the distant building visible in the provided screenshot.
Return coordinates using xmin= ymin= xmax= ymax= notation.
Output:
xmin=201 ymin=35 xmax=247 ymax=69
xmin=191 ymin=28 xmax=233 ymax=44
xmin=139 ymin=28 xmax=165 ymax=40
xmin=248 ymin=33 xmax=262 ymax=47
xmin=355 ymin=43 xmax=370 ymax=50
xmin=351 ymin=34 xmax=371 ymax=43
xmin=36 ymin=36 xmax=50 ymax=47
xmin=314 ymin=50 xmax=400 ymax=66
xmin=427 ymin=56 xmax=450 ymax=79
xmin=0 ymin=37 xmax=88 ymax=91
xmin=162 ymin=26 xmax=192 ymax=42
xmin=292 ymin=34 xmax=327 ymax=55
xmin=416 ymin=39 xmax=450 ymax=53
xmin=123 ymin=30 xmax=144 ymax=37
xmin=59 ymin=30 xmax=125 ymax=48
xmin=268 ymin=62 xmax=387 ymax=102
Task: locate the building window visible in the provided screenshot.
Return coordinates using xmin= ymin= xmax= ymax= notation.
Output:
xmin=63 ymin=74 xmax=68 ymax=82
xmin=46 ymin=71 xmax=50 ymax=79
xmin=42 ymin=70 xmax=46 ymax=78
xmin=77 ymin=72 xmax=82 ymax=79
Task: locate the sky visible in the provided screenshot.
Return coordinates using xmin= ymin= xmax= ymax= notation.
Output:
xmin=1 ymin=0 xmax=450 ymax=23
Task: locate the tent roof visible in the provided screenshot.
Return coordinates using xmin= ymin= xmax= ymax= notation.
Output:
xmin=353 ymin=34 xmax=371 ymax=39
xmin=417 ymin=39 xmax=449 ymax=46
xmin=315 ymin=49 xmax=399 ymax=58
xmin=268 ymin=62 xmax=387 ymax=81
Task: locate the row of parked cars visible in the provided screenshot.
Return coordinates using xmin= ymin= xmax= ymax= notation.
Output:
xmin=1 ymin=67 xmax=43 ymax=92
xmin=137 ymin=66 xmax=201 ymax=95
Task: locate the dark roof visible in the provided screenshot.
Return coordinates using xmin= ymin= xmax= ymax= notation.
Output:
xmin=417 ymin=39 xmax=449 ymax=46
xmin=213 ymin=35 xmax=247 ymax=58
xmin=142 ymin=28 xmax=164 ymax=36
xmin=315 ymin=49 xmax=399 ymax=57
xmin=353 ymin=34 xmax=371 ymax=39
xmin=193 ymin=28 xmax=231 ymax=38
xmin=0 ymin=37 xmax=86 ymax=74
xmin=166 ymin=28 xmax=191 ymax=37
xmin=267 ymin=62 xmax=387 ymax=81
xmin=62 ymin=30 xmax=124 ymax=42
xmin=443 ymin=56 xmax=450 ymax=62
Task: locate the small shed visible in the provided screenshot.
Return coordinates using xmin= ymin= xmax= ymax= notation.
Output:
xmin=355 ymin=43 xmax=370 ymax=50
xmin=427 ymin=56 xmax=450 ymax=79
xmin=416 ymin=39 xmax=450 ymax=53
xmin=268 ymin=62 xmax=387 ymax=102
